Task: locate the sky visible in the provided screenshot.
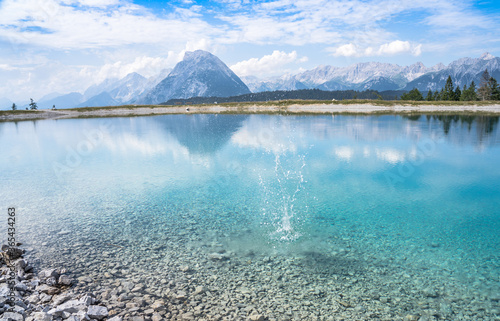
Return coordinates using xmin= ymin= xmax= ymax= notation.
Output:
xmin=1 ymin=0 xmax=500 ymax=102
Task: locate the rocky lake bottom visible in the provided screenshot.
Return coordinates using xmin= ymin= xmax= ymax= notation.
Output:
xmin=15 ymin=204 xmax=499 ymax=321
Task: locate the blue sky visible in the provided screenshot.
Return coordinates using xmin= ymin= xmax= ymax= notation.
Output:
xmin=1 ymin=0 xmax=499 ymax=102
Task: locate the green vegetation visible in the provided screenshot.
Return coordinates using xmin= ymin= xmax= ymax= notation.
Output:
xmin=66 ymin=99 xmax=500 ymax=111
xmin=11 ymin=103 xmax=16 ymax=111
xmin=402 ymin=70 xmax=498 ymax=102
xmin=461 ymin=82 xmax=478 ymax=101
xmin=29 ymin=98 xmax=38 ymax=110
xmin=163 ymin=89 xmax=406 ymax=105
xmin=0 ymin=110 xmax=36 ymax=116
xmin=401 ymin=88 xmax=424 ymax=101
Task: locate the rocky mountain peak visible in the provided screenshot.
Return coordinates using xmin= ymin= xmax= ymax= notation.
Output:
xmin=137 ymin=50 xmax=250 ymax=104
xmin=480 ymin=52 xmax=495 ymax=60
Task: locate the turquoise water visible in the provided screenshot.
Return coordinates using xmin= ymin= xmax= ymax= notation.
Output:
xmin=1 ymin=114 xmax=499 ymax=319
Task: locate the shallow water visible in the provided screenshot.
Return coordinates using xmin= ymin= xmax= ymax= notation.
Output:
xmin=1 ymin=114 xmax=499 ymax=320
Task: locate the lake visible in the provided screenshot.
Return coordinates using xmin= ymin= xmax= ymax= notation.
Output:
xmin=1 ymin=114 xmax=499 ymax=320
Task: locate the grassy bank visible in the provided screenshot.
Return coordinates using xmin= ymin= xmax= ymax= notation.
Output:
xmin=1 ymin=100 xmax=500 ymax=122
xmin=66 ymin=99 xmax=500 ymax=111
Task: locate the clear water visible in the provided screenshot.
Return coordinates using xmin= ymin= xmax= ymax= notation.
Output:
xmin=1 ymin=114 xmax=499 ymax=319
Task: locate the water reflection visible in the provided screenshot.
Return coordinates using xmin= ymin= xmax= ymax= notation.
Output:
xmin=405 ymin=114 xmax=499 ymax=139
xmin=157 ymin=114 xmax=247 ymax=154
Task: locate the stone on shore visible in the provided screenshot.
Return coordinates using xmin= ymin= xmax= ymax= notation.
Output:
xmin=87 ymin=305 xmax=108 ymax=320
xmin=31 ymin=312 xmax=51 ymax=321
xmin=2 ymin=312 xmax=24 ymax=321
xmin=36 ymin=284 xmax=59 ymax=295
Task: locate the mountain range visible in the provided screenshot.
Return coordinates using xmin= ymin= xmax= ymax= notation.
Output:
xmin=3 ymin=51 xmax=499 ymax=109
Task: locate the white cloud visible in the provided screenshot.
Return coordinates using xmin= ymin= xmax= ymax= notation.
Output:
xmin=91 ymin=54 xmax=180 ymax=82
xmin=332 ymin=44 xmax=358 ymax=57
xmin=0 ymin=0 xmax=220 ymax=49
xmin=0 ymin=64 xmax=21 ymax=71
xmin=230 ymin=50 xmax=308 ymax=77
xmin=331 ymin=40 xmax=422 ymax=57
xmin=69 ymin=0 xmax=120 ymax=8
xmin=378 ymin=40 xmax=411 ymax=55
xmin=377 ymin=40 xmax=422 ymax=56
xmin=377 ymin=40 xmax=420 ymax=56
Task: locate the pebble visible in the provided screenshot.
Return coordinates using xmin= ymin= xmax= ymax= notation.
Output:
xmin=52 ymin=294 xmax=72 ymax=306
xmin=87 ymin=305 xmax=109 ymax=320
xmin=2 ymin=312 xmax=24 ymax=321
xmin=58 ymin=275 xmax=73 ymax=286
xmin=32 ymin=312 xmax=51 ymax=321
xmin=194 ymin=286 xmax=207 ymax=295
xmin=36 ymin=284 xmax=59 ymax=295
xmin=176 ymin=291 xmax=187 ymax=300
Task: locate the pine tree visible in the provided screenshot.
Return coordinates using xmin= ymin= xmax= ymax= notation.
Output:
xmin=468 ymin=81 xmax=478 ymax=101
xmin=29 ymin=98 xmax=38 ymax=110
xmin=454 ymin=86 xmax=461 ymax=101
xmin=489 ymin=77 xmax=500 ymax=100
xmin=433 ymin=90 xmax=440 ymax=101
xmin=460 ymin=82 xmax=479 ymax=101
xmin=443 ymin=76 xmax=454 ymax=101
xmin=11 ymin=103 xmax=16 ymax=110
xmin=426 ymin=89 xmax=434 ymax=101
xmin=401 ymin=88 xmax=424 ymax=101
xmin=478 ymin=69 xmax=492 ymax=100
xmin=460 ymin=85 xmax=467 ymax=101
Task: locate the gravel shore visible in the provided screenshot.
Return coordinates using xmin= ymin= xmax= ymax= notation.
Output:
xmin=1 ymin=103 xmax=500 ymax=122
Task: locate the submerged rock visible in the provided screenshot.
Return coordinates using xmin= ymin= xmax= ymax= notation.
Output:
xmin=249 ymin=314 xmax=265 ymax=321
xmin=208 ymin=253 xmax=230 ymax=261
xmin=36 ymin=284 xmax=59 ymax=295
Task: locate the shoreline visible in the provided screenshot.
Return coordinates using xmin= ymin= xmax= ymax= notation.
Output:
xmin=1 ymin=103 xmax=500 ymax=122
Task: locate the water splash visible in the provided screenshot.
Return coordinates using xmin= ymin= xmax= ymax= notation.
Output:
xmin=259 ymin=153 xmax=307 ymax=242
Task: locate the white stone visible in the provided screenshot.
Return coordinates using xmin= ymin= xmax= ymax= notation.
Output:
xmin=248 ymin=314 xmax=265 ymax=321
xmin=58 ymin=275 xmax=73 ymax=286
xmin=32 ymin=312 xmax=52 ymax=321
xmin=87 ymin=305 xmax=108 ymax=320
xmin=2 ymin=312 xmax=24 ymax=321
xmin=79 ymin=294 xmax=94 ymax=306
xmin=48 ymin=300 xmax=86 ymax=317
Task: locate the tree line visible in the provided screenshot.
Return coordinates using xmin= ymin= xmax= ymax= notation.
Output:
xmin=10 ymin=98 xmax=38 ymax=110
xmin=401 ymin=69 xmax=500 ymax=101
xmin=163 ymin=89 xmax=408 ymax=105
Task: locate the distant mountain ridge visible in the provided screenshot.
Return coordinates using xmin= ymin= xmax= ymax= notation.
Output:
xmin=249 ymin=53 xmax=498 ymax=93
xmin=5 ymin=51 xmax=499 ymax=109
xmin=36 ymin=68 xmax=172 ymax=109
xmin=403 ymin=52 xmax=500 ymax=92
